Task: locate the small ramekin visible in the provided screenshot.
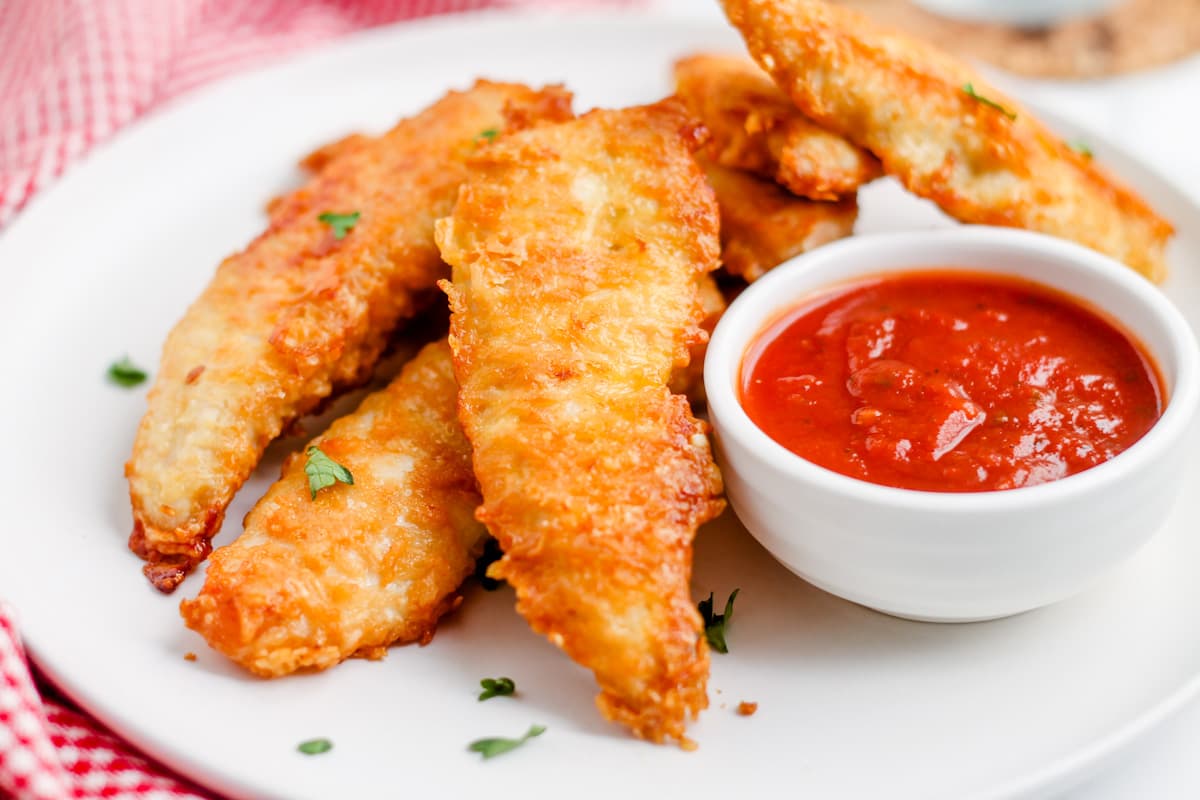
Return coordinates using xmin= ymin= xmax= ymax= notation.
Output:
xmin=704 ymin=227 xmax=1200 ymax=622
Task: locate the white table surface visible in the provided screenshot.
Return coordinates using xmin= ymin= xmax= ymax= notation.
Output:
xmin=655 ymin=1 xmax=1200 ymax=798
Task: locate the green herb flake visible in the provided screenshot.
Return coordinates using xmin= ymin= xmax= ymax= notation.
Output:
xmin=468 ymin=725 xmax=545 ymax=760
xmin=1068 ymin=139 xmax=1094 ymax=158
xmin=304 ymin=446 xmax=354 ymax=500
xmin=297 ymin=738 xmax=333 ymax=755
xmin=478 ymin=677 xmax=516 ymax=701
xmin=317 ymin=211 xmax=360 ymax=239
xmin=475 ymin=127 xmax=500 ymax=144
xmin=108 ymin=356 xmax=148 ymax=387
xmin=699 ymin=588 xmax=740 ymax=654
xmin=474 ymin=537 xmax=504 ymax=590
xmin=962 ymin=83 xmax=1017 ymax=121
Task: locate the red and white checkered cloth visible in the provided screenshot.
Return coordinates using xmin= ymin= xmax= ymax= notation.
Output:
xmin=0 ymin=0 xmax=634 ymax=229
xmin=0 ymin=2 xmax=635 ymax=798
xmin=0 ymin=604 xmax=213 ymax=799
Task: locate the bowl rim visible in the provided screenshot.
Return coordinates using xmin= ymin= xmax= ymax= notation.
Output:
xmin=704 ymin=226 xmax=1200 ymax=514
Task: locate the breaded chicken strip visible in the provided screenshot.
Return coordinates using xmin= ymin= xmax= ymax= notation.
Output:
xmin=437 ymin=98 xmax=725 ymax=746
xmin=674 ymin=53 xmax=880 ymax=201
xmin=181 ymin=315 xmax=718 ymax=678
xmin=264 ymin=132 xmax=374 ymax=216
xmin=180 ymin=340 xmax=484 ymax=677
xmin=703 ymin=158 xmax=857 ymax=281
xmin=127 ymin=82 xmax=572 ymax=592
xmin=298 ymin=132 xmax=373 ymax=174
xmin=720 ymin=0 xmax=1173 ymax=281
xmin=669 ymin=273 xmax=726 ymax=405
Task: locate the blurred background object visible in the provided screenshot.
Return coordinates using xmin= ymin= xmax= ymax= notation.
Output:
xmin=832 ymin=0 xmax=1200 ymax=77
xmin=912 ymin=0 xmax=1119 ymax=26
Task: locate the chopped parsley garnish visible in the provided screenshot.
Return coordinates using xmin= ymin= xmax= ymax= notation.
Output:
xmin=304 ymin=446 xmax=354 ymax=500
xmin=699 ymin=588 xmax=739 ymax=654
xmin=108 ymin=356 xmax=148 ymax=387
xmin=478 ymin=677 xmax=516 ymax=701
xmin=317 ymin=211 xmax=360 ymax=239
xmin=474 ymin=538 xmax=504 ymax=590
xmin=475 ymin=127 xmax=500 ymax=143
xmin=962 ymin=83 xmax=1017 ymax=120
xmin=1068 ymin=139 xmax=1094 ymax=158
xmin=297 ymin=738 xmax=333 ymax=755
xmin=468 ymin=725 xmax=545 ymax=760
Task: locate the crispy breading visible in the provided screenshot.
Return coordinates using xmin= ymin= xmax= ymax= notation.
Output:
xmin=674 ymin=53 xmax=880 ymax=201
xmin=436 ymin=98 xmax=725 ymax=746
xmin=126 ymin=82 xmax=573 ymax=592
xmin=298 ymin=132 xmax=373 ymax=174
xmin=179 ymin=340 xmax=484 ymax=677
xmin=669 ymin=273 xmax=727 ymax=405
xmin=720 ymin=0 xmax=1173 ymax=281
xmin=703 ymin=158 xmax=858 ymax=281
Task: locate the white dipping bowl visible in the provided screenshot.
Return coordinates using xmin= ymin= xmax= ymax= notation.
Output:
xmin=705 ymin=227 xmax=1200 ymax=622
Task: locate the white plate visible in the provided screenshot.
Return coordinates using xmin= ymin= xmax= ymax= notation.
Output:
xmin=1 ymin=11 xmax=1198 ymax=800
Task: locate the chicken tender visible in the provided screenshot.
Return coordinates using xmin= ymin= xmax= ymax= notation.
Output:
xmin=437 ymin=98 xmax=725 ymax=746
xmin=298 ymin=132 xmax=373 ymax=174
xmin=674 ymin=53 xmax=880 ymax=201
xmin=720 ymin=0 xmax=1173 ymax=280
xmin=669 ymin=273 xmax=727 ymax=405
xmin=704 ymin=158 xmax=858 ymax=281
xmin=180 ymin=340 xmax=484 ymax=677
xmin=127 ymin=82 xmax=573 ymax=592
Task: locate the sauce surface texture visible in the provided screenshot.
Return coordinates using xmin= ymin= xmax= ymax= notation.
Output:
xmin=741 ymin=271 xmax=1163 ymax=492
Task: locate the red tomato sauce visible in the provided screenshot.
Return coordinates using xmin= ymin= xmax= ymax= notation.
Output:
xmin=740 ymin=271 xmax=1164 ymax=492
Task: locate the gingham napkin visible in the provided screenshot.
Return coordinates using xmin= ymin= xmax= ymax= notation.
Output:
xmin=0 ymin=0 xmax=634 ymax=229
xmin=0 ymin=2 xmax=632 ymax=798
xmin=0 ymin=604 xmax=213 ymax=799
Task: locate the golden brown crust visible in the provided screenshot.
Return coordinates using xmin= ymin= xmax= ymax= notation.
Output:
xmin=720 ymin=0 xmax=1173 ymax=281
xmin=674 ymin=53 xmax=880 ymax=201
xmin=127 ymin=82 xmax=573 ymax=591
xmin=179 ymin=340 xmax=485 ymax=677
xmin=703 ymin=158 xmax=858 ymax=282
xmin=668 ymin=272 xmax=727 ymax=405
xmin=437 ymin=98 xmax=725 ymax=746
xmin=299 ymin=132 xmax=373 ymax=174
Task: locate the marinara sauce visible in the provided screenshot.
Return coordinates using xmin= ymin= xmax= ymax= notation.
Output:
xmin=740 ymin=272 xmax=1164 ymax=492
